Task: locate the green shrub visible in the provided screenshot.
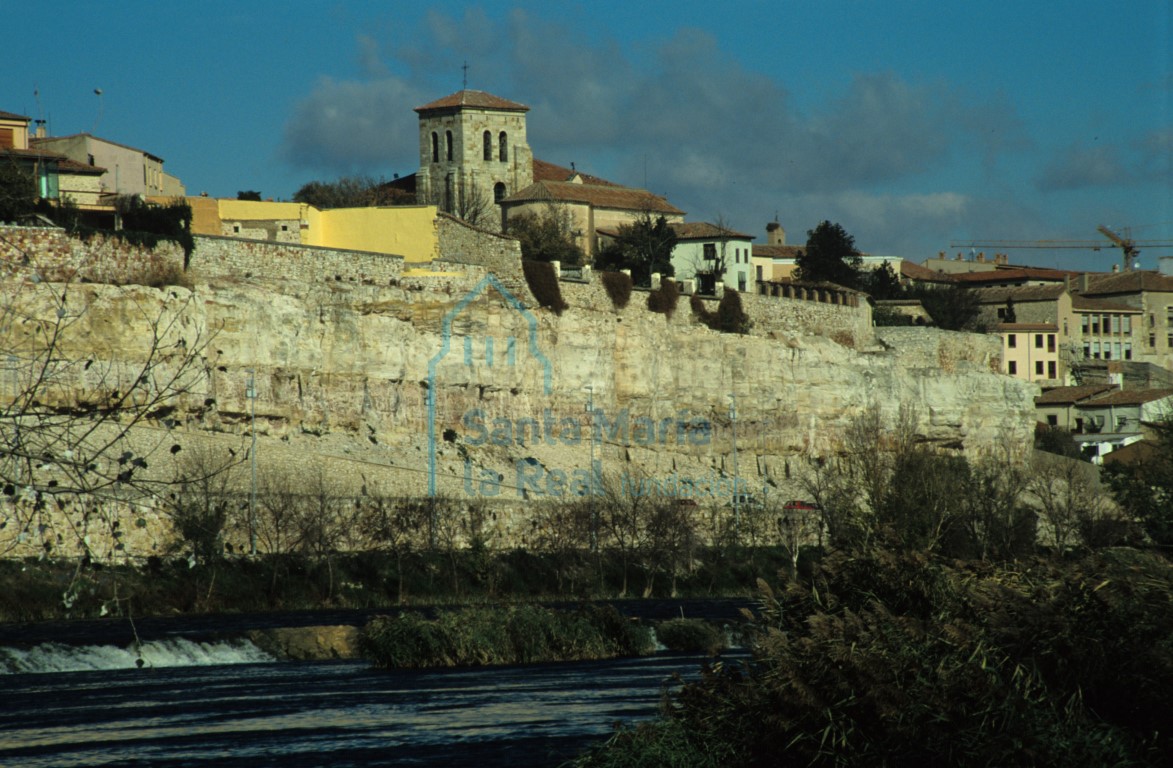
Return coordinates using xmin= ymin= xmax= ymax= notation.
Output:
xmin=600 ymin=270 xmax=633 ymax=310
xmin=522 ymin=259 xmax=568 ymax=315
xmin=360 ymin=603 xmax=654 ymax=669
xmin=646 ymin=278 xmax=680 ymax=318
xmin=655 ymin=618 xmax=725 ymax=655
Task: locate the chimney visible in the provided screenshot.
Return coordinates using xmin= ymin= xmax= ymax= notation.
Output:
xmin=766 ymin=221 xmax=786 ymax=246
xmin=977 ymin=252 xmax=986 ymax=263
xmin=33 ymin=119 xmax=46 ymax=139
xmin=1112 ymin=264 xmax=1119 ymax=273
xmin=1079 ymin=273 xmax=1090 ymax=292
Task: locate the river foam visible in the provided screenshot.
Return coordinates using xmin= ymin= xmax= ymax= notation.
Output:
xmin=0 ymin=637 xmax=274 ymax=674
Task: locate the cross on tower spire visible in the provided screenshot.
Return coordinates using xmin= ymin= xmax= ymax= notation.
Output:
xmin=462 ymin=61 xmax=469 ymax=89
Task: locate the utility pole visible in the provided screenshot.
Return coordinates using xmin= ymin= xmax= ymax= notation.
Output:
xmin=246 ymin=369 xmax=257 ymax=556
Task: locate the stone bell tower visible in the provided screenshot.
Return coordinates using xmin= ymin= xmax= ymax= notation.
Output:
xmin=414 ymin=90 xmax=534 ymax=230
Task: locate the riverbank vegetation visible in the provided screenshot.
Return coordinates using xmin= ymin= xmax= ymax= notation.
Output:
xmin=360 ymin=604 xmax=655 ymax=669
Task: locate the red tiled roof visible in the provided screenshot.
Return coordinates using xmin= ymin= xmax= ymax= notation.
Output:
xmin=500 ymin=180 xmax=684 ymax=216
xmin=531 ymin=159 xmax=619 ymax=187
xmin=951 ymin=267 xmax=1075 ymax=285
xmin=1077 ymin=389 xmax=1173 ymax=407
xmin=415 ymin=90 xmax=529 ymax=113
xmin=671 ymin=222 xmax=753 ymax=240
xmin=752 ymin=243 xmax=803 ymax=260
xmin=974 ymin=284 xmax=1067 ymax=303
xmin=1034 ymin=384 xmax=1118 ymax=405
xmin=1076 ymin=270 xmax=1173 ymax=296
xmin=1 ymin=146 xmax=106 ymax=174
xmin=901 ymin=260 xmax=953 ymax=282
xmin=1071 ymin=295 xmax=1141 ymax=312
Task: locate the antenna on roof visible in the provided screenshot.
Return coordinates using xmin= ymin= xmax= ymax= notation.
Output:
xmin=92 ymin=88 xmax=103 ymax=134
xmin=462 ymin=61 xmax=469 ymax=90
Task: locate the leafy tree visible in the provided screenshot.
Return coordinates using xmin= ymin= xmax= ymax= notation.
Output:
xmin=595 ymin=212 xmax=676 ymax=287
xmin=915 ymin=283 xmax=985 ymax=331
xmin=293 ymin=175 xmax=405 ymax=209
xmin=861 ymin=259 xmax=903 ymax=299
xmin=1102 ymin=421 xmax=1173 ymax=547
xmin=504 ymin=205 xmax=581 ymax=265
xmin=794 ymin=220 xmax=862 ymax=288
xmin=236 ymin=190 xmax=262 ymax=201
xmin=0 ymin=160 xmax=37 ymax=222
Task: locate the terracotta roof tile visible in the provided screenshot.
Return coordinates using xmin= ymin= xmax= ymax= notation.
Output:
xmin=531 ymin=159 xmax=619 ymax=186
xmin=901 ymin=260 xmax=953 ymax=282
xmin=671 ymin=222 xmax=753 ymax=240
xmin=500 ymin=180 xmax=684 ymax=215
xmin=415 ymin=90 xmax=529 ymax=113
xmin=951 ymin=267 xmax=1075 ymax=285
xmin=752 ymin=243 xmax=803 ymax=259
xmin=1034 ymin=384 xmax=1118 ymax=405
xmin=1077 ymin=389 xmax=1173 ymax=407
xmin=1071 ymin=295 xmax=1141 ymax=312
xmin=974 ymin=284 xmax=1067 ymax=303
xmin=1076 ymin=270 xmax=1173 ymax=296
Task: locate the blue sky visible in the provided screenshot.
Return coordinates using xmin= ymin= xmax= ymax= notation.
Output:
xmin=4 ymin=1 xmax=1170 ymax=270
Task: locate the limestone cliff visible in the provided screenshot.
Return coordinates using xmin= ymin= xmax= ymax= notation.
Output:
xmin=0 ymin=229 xmax=1039 ymax=557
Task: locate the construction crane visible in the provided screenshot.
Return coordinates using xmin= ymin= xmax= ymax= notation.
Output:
xmin=1096 ymin=225 xmax=1139 ymax=271
xmin=949 ymin=226 xmax=1173 ymax=271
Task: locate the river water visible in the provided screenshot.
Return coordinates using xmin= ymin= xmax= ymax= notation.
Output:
xmin=0 ymin=603 xmax=751 ymax=767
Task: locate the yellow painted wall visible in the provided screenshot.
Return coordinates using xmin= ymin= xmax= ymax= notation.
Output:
xmin=218 ymin=199 xmax=308 ymax=222
xmin=178 ymin=197 xmax=439 ymax=263
xmin=306 ymin=205 xmax=438 ymax=263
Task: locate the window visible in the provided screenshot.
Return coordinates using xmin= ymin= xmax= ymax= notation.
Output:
xmin=1113 ymin=342 xmax=1122 ymax=360
xmin=1047 ymin=415 xmax=1058 ymax=427
xmin=1048 ymin=361 xmax=1057 ymax=379
xmin=1008 ymin=334 xmax=1017 ymax=348
xmin=1110 ymin=315 xmax=1120 ymax=334
xmin=483 ymin=131 xmax=492 ymax=161
xmin=0 ymin=127 xmax=13 ymax=149
xmin=703 ymin=243 xmax=716 ymax=260
xmin=494 ymin=182 xmax=506 ymax=203
xmin=445 ymin=130 xmax=453 ymax=161
xmin=1083 ymin=342 xmax=1091 ymax=358
xmin=431 ymin=132 xmax=439 ymax=163
xmin=1035 ymin=334 xmax=1044 ymax=348
xmin=1150 ymin=333 xmax=1157 ymax=348
xmin=1124 ymin=342 xmax=1132 ymax=360
xmin=233 ymin=224 xmax=240 ymax=233
xmin=1081 ymin=314 xmax=1089 ymax=333
xmin=1047 ymin=334 xmax=1056 ymax=352
xmin=1075 ymin=417 xmax=1084 ymax=432
xmin=1008 ymin=361 xmax=1017 ymax=375
xmin=1035 ymin=361 xmax=1044 ymax=376
xmin=756 ymin=265 xmax=763 ymax=281
xmin=738 ymin=274 xmax=747 ymax=292
xmin=1093 ymin=341 xmax=1101 ymax=358
xmin=1124 ymin=315 xmax=1132 ymax=333
xmin=499 ymin=131 xmax=508 ymax=162
xmin=1091 ymin=317 xmax=1100 ymax=334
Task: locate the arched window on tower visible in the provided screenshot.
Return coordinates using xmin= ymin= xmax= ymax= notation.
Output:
xmin=431 ymin=132 xmax=439 ymax=163
xmin=494 ymin=182 xmax=506 ymax=203
xmin=483 ymin=131 xmax=492 ymax=161
xmin=498 ymin=131 xmax=508 ymax=162
xmin=445 ymin=131 xmax=454 ymax=161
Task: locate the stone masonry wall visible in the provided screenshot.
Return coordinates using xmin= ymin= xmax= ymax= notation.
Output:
xmin=190 ymin=235 xmax=405 ymax=285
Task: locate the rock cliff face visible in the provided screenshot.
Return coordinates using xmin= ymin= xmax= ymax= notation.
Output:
xmin=0 ymin=231 xmax=1039 ymax=556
